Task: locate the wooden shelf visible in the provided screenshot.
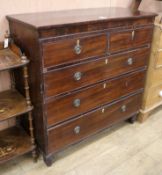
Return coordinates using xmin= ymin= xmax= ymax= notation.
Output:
xmin=0 ymin=48 xmax=29 ymax=71
xmin=0 ymin=126 xmax=33 ymax=164
xmin=0 ymin=90 xmax=33 ymax=122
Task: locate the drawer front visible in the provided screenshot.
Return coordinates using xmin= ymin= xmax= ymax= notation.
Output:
xmin=145 ymin=84 xmax=162 ymax=108
xmin=44 ymin=48 xmax=149 ymax=97
xmin=46 ymin=70 xmax=146 ymax=126
xmin=42 ymin=34 xmax=107 ymax=68
xmin=109 ymin=27 xmax=153 ymax=53
xmin=48 ymin=93 xmax=142 ymax=153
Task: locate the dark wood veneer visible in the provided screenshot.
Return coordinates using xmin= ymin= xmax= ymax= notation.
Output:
xmin=44 ymin=47 xmax=149 ymax=97
xmin=7 ymin=7 xmax=156 ymax=166
xmin=109 ymin=27 xmax=153 ymax=53
xmin=48 ymin=93 xmax=142 ymax=153
xmin=46 ymin=70 xmax=146 ymax=127
xmin=7 ymin=8 xmax=156 ymax=29
xmin=42 ymin=34 xmax=107 ymax=68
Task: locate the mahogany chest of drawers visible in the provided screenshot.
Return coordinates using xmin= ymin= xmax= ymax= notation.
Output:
xmin=7 ymin=8 xmax=156 ymax=166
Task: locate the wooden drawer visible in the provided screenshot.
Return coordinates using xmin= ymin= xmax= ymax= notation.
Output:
xmin=145 ymin=83 xmax=162 ymax=108
xmin=48 ymin=93 xmax=142 ymax=153
xmin=44 ymin=47 xmax=149 ymax=97
xmin=46 ymin=70 xmax=146 ymax=126
xmin=109 ymin=27 xmax=153 ymax=53
xmin=42 ymin=34 xmax=107 ymax=68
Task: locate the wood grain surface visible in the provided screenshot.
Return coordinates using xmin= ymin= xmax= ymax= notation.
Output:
xmin=48 ymin=93 xmax=142 ymax=153
xmin=46 ymin=70 xmax=146 ymax=127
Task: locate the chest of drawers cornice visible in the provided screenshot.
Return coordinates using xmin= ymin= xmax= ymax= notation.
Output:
xmin=7 ymin=7 xmax=156 ymax=166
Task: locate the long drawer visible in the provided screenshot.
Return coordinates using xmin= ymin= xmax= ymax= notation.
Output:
xmin=109 ymin=27 xmax=153 ymax=53
xmin=46 ymin=70 xmax=146 ymax=126
xmin=42 ymin=34 xmax=107 ymax=68
xmin=44 ymin=47 xmax=149 ymax=97
xmin=48 ymin=93 xmax=142 ymax=153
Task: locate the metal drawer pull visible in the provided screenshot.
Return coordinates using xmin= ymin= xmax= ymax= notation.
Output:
xmin=127 ymin=58 xmax=133 ymax=65
xmin=74 ymin=126 xmax=80 ymax=134
xmin=74 ymin=72 xmax=82 ymax=81
xmin=73 ymin=99 xmax=81 ymax=107
xmin=159 ymin=91 xmax=162 ymax=97
xmin=74 ymin=40 xmax=82 ymax=55
xmin=121 ymin=105 xmax=127 ymax=112
xmin=132 ymin=30 xmax=135 ymax=40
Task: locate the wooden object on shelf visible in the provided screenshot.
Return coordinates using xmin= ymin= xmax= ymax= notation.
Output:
xmin=7 ymin=7 xmax=156 ymax=166
xmin=138 ymin=19 xmax=162 ymax=122
xmin=0 ymin=45 xmax=37 ymax=164
xmin=0 ymin=126 xmax=33 ymax=164
xmin=0 ymin=48 xmax=28 ymax=71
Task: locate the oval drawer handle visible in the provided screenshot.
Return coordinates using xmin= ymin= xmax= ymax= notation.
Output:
xmin=121 ymin=105 xmax=127 ymax=112
xmin=74 ymin=126 xmax=80 ymax=134
xmin=74 ymin=40 xmax=82 ymax=55
xmin=74 ymin=72 xmax=82 ymax=81
xmin=159 ymin=91 xmax=162 ymax=97
xmin=127 ymin=58 xmax=133 ymax=65
xmin=73 ymin=99 xmax=81 ymax=108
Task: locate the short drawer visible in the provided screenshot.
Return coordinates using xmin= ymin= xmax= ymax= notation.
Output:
xmin=109 ymin=27 xmax=153 ymax=53
xmin=42 ymin=34 xmax=107 ymax=68
xmin=48 ymin=93 xmax=142 ymax=153
xmin=46 ymin=70 xmax=146 ymax=126
xmin=44 ymin=47 xmax=149 ymax=97
xmin=145 ymin=83 xmax=162 ymax=108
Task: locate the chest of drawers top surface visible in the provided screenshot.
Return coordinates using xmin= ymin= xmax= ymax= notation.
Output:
xmin=7 ymin=7 xmax=156 ymax=29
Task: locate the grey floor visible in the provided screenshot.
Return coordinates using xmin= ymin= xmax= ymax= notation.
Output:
xmin=1 ymin=107 xmax=162 ymax=175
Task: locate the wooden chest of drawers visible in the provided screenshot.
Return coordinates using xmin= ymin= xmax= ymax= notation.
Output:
xmin=7 ymin=8 xmax=156 ymax=166
xmin=139 ymin=18 xmax=162 ymax=122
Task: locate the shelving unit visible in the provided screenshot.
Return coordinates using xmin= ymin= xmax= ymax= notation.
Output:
xmin=0 ymin=43 xmax=36 ymax=164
